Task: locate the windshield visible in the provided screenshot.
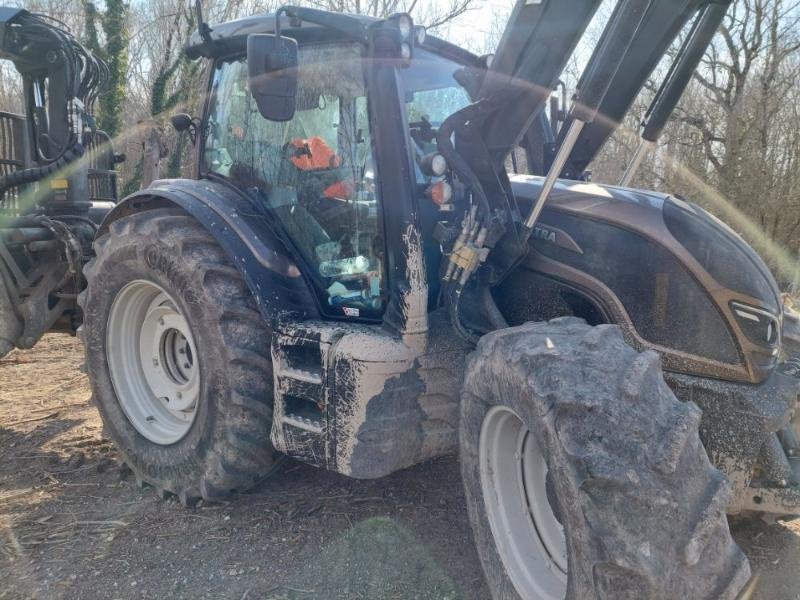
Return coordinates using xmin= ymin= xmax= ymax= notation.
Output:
xmin=203 ymin=43 xmax=385 ymax=319
xmin=398 ymin=49 xmax=471 ymax=183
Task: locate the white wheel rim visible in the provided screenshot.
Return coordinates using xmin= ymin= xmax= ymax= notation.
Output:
xmin=106 ymin=280 xmax=200 ymax=445
xmin=479 ymin=405 xmax=568 ymax=600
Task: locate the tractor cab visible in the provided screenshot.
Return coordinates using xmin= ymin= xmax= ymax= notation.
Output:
xmin=184 ymin=10 xmax=481 ymax=333
xmin=200 ymin=40 xmax=478 ymax=322
xmin=174 ymin=10 xmax=489 ymax=475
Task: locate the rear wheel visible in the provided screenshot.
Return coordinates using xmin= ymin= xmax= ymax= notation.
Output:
xmin=106 ymin=280 xmax=200 ymax=445
xmin=79 ymin=208 xmax=276 ymax=505
xmin=460 ymin=318 xmax=751 ymax=600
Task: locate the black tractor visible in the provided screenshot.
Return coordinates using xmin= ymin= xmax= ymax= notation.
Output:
xmin=1 ymin=1 xmax=798 ymax=598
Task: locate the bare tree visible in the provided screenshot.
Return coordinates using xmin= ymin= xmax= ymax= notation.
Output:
xmin=297 ymin=0 xmax=477 ymax=30
xmin=589 ymin=0 xmax=800 ymax=282
xmin=665 ymin=0 xmax=800 ymax=274
xmin=118 ymin=0 xmax=479 ymax=186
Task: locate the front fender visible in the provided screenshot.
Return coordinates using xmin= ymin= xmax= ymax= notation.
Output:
xmin=99 ymin=178 xmax=319 ymax=324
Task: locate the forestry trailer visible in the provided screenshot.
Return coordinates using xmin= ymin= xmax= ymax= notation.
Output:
xmin=1 ymin=1 xmax=798 ymax=598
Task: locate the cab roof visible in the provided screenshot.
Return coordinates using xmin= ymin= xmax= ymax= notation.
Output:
xmin=185 ymin=10 xmax=477 ymax=66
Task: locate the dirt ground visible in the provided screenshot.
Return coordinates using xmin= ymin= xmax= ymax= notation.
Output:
xmin=1 ymin=335 xmax=800 ymax=600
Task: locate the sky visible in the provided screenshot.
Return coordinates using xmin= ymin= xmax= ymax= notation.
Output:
xmin=441 ymin=0 xmax=515 ymax=54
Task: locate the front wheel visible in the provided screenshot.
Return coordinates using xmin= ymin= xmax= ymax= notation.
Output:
xmin=79 ymin=208 xmax=276 ymax=505
xmin=460 ymin=318 xmax=751 ymax=599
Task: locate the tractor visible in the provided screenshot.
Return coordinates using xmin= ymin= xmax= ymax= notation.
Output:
xmin=1 ymin=1 xmax=798 ymax=598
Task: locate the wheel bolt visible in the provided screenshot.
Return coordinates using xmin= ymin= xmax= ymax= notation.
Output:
xmin=153 ymin=358 xmax=159 ymax=367
xmin=177 ymin=392 xmax=183 ymax=399
xmin=159 ymin=318 xmax=165 ymax=326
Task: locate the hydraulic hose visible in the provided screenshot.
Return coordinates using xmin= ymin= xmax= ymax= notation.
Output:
xmin=436 ymin=101 xmax=493 ymax=220
xmin=0 ymin=10 xmax=107 ymax=201
xmin=447 ymin=283 xmax=480 ymax=345
xmin=0 ymin=142 xmax=84 ymax=199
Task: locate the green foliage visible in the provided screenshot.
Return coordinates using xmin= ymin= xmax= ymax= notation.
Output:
xmin=166 ymin=133 xmax=186 ymax=179
xmin=84 ymin=2 xmax=101 ymax=55
xmin=150 ymin=5 xmax=204 ymax=119
xmin=151 ymin=55 xmax=203 ymax=118
xmin=151 ymin=57 xmax=184 ymax=117
xmin=121 ymin=156 xmax=143 ymax=196
xmin=83 ymin=1 xmax=130 ymax=139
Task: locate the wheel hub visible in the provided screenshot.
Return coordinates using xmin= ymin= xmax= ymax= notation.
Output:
xmin=140 ymin=305 xmax=199 ymax=413
xmin=107 ymin=280 xmax=200 ymax=445
xmin=479 ymin=405 xmax=567 ymax=599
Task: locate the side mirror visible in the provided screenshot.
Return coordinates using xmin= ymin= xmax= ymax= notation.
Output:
xmin=171 ymin=112 xmax=201 ymax=143
xmin=247 ymin=33 xmax=298 ymax=122
xmin=170 ymin=113 xmax=193 ymax=132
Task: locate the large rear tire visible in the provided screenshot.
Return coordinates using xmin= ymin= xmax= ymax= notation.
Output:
xmin=79 ymin=209 xmax=276 ymax=506
xmin=460 ymin=318 xmax=750 ymax=599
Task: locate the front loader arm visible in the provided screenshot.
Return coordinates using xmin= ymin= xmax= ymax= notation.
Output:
xmin=558 ymin=0 xmax=732 ymax=180
xmin=476 ymin=0 xmax=602 ymax=155
xmin=437 ymin=0 xmax=652 ymax=340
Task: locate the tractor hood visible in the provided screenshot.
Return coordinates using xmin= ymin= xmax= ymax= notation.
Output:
xmin=508 ymin=174 xmax=782 ymax=383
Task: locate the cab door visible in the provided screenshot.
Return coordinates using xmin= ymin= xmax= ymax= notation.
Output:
xmin=201 ymin=43 xmax=387 ymax=322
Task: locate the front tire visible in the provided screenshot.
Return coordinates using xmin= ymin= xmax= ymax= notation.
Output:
xmin=460 ymin=318 xmax=750 ymax=599
xmin=79 ymin=209 xmax=276 ymax=505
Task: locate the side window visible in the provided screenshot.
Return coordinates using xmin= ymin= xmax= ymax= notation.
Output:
xmin=399 ymin=51 xmax=471 ymax=183
xmin=203 ymin=44 xmax=385 ymax=319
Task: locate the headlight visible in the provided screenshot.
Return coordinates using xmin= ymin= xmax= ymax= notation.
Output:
xmin=731 ymin=302 xmax=780 ymax=349
xmin=420 ymin=153 xmax=447 ymax=177
xmin=397 ymin=15 xmax=413 ymax=39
